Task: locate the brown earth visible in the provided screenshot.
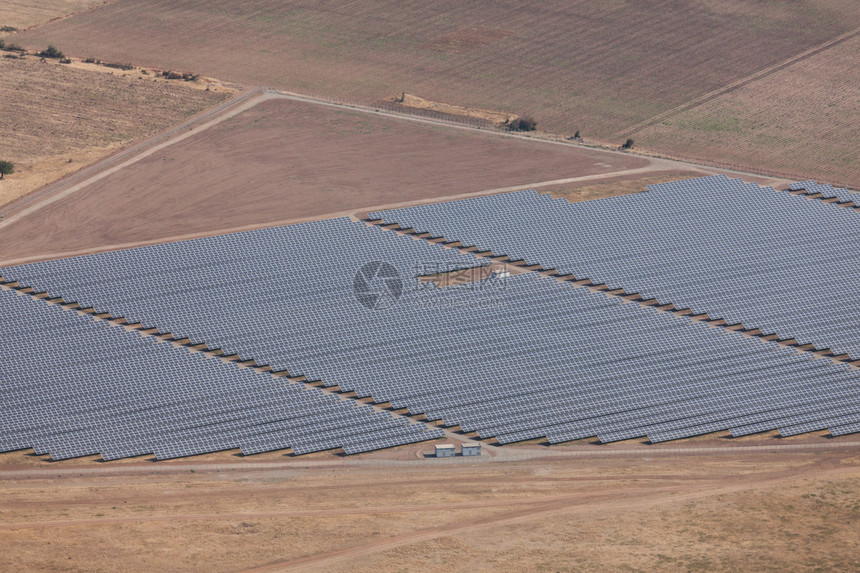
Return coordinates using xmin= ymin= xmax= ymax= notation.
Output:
xmin=1 ymin=445 xmax=859 ymax=572
xmin=0 ymin=54 xmax=228 ymax=208
xmin=13 ymin=1 xmax=859 ymax=147
xmin=0 ymin=93 xmax=650 ymax=265
xmin=0 ymin=0 xmax=107 ymax=30
xmin=633 ymin=33 xmax=860 ymax=188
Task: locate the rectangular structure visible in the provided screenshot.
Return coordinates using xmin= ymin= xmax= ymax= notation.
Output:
xmin=461 ymin=443 xmax=481 ymax=456
xmin=435 ymin=444 xmax=456 ymax=457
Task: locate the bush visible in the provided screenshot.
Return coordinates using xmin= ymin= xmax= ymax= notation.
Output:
xmin=39 ymin=45 xmax=64 ymax=59
xmin=0 ymin=160 xmax=14 ymax=179
xmin=507 ymin=116 xmax=537 ymax=132
xmin=59 ymin=58 xmax=71 ymax=64
xmin=84 ymin=57 xmax=98 ymax=64
xmin=1 ymin=42 xmax=24 ymax=53
xmin=0 ymin=26 xmax=17 ymax=33
xmin=620 ymin=138 xmax=635 ymax=150
xmin=103 ymin=61 xmax=134 ymax=70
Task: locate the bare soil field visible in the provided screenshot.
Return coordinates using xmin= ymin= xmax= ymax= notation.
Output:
xmin=1 ymin=446 xmax=859 ymax=572
xmin=14 ymin=0 xmax=859 ymax=145
xmin=0 ymin=93 xmax=649 ymax=265
xmin=0 ymin=0 xmax=107 ymax=30
xmin=0 ymin=55 xmax=228 ymax=208
xmin=634 ymin=34 xmax=860 ymax=188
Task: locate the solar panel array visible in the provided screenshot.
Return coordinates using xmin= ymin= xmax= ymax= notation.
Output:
xmin=0 ymin=217 xmax=484 ymax=358
xmin=370 ymin=175 xmax=860 ymax=360
xmin=4 ymin=206 xmax=859 ymax=449
xmin=5 ymin=227 xmax=860 ymax=445
xmin=787 ymin=180 xmax=859 ymax=205
xmin=0 ymin=288 xmax=443 ymax=461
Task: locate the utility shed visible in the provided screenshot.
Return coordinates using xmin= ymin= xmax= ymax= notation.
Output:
xmin=435 ymin=444 xmax=456 ymax=457
xmin=461 ymin=443 xmax=481 ymax=456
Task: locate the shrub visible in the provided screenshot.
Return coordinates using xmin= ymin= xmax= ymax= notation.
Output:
xmin=84 ymin=57 xmax=98 ymax=64
xmin=507 ymin=116 xmax=537 ymax=131
xmin=59 ymin=58 xmax=71 ymax=64
xmin=0 ymin=160 xmax=14 ymax=179
xmin=39 ymin=45 xmax=64 ymax=59
xmin=0 ymin=39 xmax=4 ymax=50
xmin=620 ymin=138 xmax=635 ymax=150
xmin=2 ymin=42 xmax=24 ymax=53
xmin=0 ymin=26 xmax=17 ymax=33
xmin=103 ymin=61 xmax=134 ymax=70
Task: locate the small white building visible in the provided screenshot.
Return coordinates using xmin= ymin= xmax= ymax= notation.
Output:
xmin=461 ymin=443 xmax=481 ymax=456
xmin=435 ymin=444 xmax=456 ymax=457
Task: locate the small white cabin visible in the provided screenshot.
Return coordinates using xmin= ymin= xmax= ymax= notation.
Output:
xmin=435 ymin=444 xmax=456 ymax=457
xmin=461 ymin=443 xmax=481 ymax=456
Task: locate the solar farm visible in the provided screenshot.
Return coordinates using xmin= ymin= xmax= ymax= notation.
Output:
xmin=2 ymin=3 xmax=858 ymax=568
xmin=2 ymin=175 xmax=859 ymax=464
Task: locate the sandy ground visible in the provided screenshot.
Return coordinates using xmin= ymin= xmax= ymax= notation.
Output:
xmin=0 ymin=92 xmax=649 ymax=265
xmin=0 ymin=54 xmax=228 ymax=207
xmin=1 ymin=443 xmax=858 ymax=572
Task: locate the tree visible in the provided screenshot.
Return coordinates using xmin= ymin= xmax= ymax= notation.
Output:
xmin=621 ymin=138 xmax=634 ymax=150
xmin=507 ymin=116 xmax=537 ymax=132
xmin=0 ymin=160 xmax=14 ymax=179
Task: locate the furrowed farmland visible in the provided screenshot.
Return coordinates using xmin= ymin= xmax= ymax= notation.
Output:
xmin=632 ymin=33 xmax=859 ymax=187
xmin=14 ymin=2 xmax=859 ymax=164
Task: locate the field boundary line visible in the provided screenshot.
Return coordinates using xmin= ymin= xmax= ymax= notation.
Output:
xmin=620 ymin=27 xmax=860 ymax=138
xmin=0 ymin=87 xmax=268 ymax=222
xmin=1 ymin=440 xmax=858 ymax=478
xmin=0 ymin=168 xmax=662 ymax=267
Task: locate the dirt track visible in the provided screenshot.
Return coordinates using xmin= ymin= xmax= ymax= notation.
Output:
xmin=0 ymin=91 xmax=652 ymax=265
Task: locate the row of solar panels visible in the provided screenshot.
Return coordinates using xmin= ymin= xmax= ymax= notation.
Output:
xmin=3 ymin=208 xmax=859 ymax=450
xmin=0 ymin=288 xmax=443 ymax=460
xmin=788 ymin=180 xmax=859 ymax=205
xmin=368 ymin=175 xmax=860 ymax=360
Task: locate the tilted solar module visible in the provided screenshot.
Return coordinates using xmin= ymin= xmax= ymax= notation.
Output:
xmin=368 ymin=175 xmax=860 ymax=360
xmin=788 ymin=180 xmax=859 ymax=205
xmin=0 ymin=288 xmax=443 ymax=460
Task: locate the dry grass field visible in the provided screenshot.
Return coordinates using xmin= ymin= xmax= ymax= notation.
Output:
xmin=0 ymin=0 xmax=107 ymax=30
xmin=1 ymin=447 xmax=859 ymax=571
xmin=14 ymin=0 xmax=859 ymax=145
xmin=0 ymin=93 xmax=651 ymax=264
xmin=634 ymin=34 xmax=860 ymax=188
xmin=0 ymin=55 xmax=228 ymax=208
